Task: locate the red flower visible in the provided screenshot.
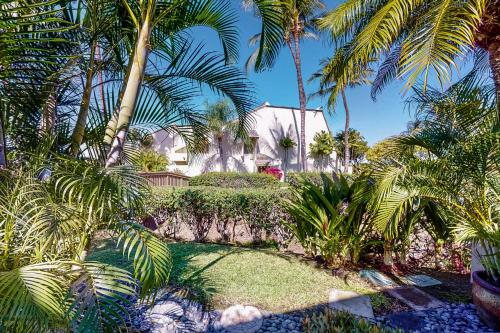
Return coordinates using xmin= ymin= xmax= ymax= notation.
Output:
xmin=262 ymin=167 xmax=283 ymax=180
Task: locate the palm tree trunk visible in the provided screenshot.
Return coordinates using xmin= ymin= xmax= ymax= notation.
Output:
xmin=383 ymin=240 xmax=394 ymax=267
xmin=106 ymin=18 xmax=152 ymax=167
xmin=218 ymin=137 xmax=225 ymax=172
xmin=489 ymin=41 xmax=500 ymax=116
xmin=40 ymin=88 xmax=57 ymax=134
xmin=290 ymin=25 xmax=307 ymax=171
xmin=341 ymin=89 xmax=350 ymax=173
xmin=0 ymin=113 xmax=6 ymax=169
xmin=96 ymin=44 xmax=106 ymax=114
xmin=103 ymin=50 xmax=135 ymax=145
xmin=70 ymin=40 xmax=97 ymax=156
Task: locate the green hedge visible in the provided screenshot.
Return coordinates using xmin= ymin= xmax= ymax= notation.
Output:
xmin=189 ymin=172 xmax=280 ymax=188
xmin=286 ymin=172 xmax=335 ymax=188
xmin=146 ymin=186 xmax=291 ymax=243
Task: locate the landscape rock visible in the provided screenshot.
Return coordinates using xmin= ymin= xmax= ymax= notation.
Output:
xmin=328 ymin=289 xmax=374 ymax=318
xmin=219 ymin=305 xmax=263 ymax=333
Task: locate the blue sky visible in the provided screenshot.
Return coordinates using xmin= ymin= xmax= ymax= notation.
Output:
xmin=193 ymin=1 xmax=472 ymax=146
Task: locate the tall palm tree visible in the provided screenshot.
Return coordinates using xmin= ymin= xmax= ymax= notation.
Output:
xmin=310 ymin=47 xmax=372 ymax=173
xmin=245 ymin=0 xmax=325 ymax=171
xmin=105 ymin=0 xmax=249 ymax=167
xmin=318 ymin=0 xmax=500 ymax=114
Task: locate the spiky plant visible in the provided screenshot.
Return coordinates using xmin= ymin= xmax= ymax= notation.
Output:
xmin=364 ymin=75 xmax=499 ymax=276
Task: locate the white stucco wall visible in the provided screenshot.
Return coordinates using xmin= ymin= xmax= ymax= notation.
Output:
xmin=151 ymin=104 xmax=339 ymax=176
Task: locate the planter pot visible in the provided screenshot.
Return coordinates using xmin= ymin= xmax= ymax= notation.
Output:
xmin=472 ymin=271 xmax=500 ymax=330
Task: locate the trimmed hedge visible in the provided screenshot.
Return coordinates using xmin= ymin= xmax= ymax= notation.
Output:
xmin=146 ymin=186 xmax=291 ymax=244
xmin=286 ymin=171 xmax=336 ymax=188
xmin=189 ymin=172 xmax=280 ymax=188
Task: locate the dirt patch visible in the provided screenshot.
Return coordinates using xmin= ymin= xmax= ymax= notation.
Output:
xmin=415 ymin=268 xmax=472 ymax=303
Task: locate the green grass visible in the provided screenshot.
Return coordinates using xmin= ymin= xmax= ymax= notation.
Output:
xmin=89 ymin=240 xmax=386 ymax=313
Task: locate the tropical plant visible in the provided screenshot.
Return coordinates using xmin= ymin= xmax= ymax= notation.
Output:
xmin=279 ymin=135 xmax=296 ymax=172
xmin=318 ymin=0 xmax=500 ymax=114
xmin=334 ymin=129 xmax=369 ymax=170
xmin=197 ymin=100 xmax=249 ymax=172
xmin=0 ymin=159 xmax=172 ymax=332
xmin=0 ymin=0 xmax=75 ymax=167
xmin=245 ymin=0 xmax=325 ymax=171
xmin=284 ymin=174 xmax=375 ymax=265
xmin=309 ymin=130 xmax=335 ymax=171
xmin=134 ymin=149 xmax=169 ymax=172
xmin=262 ymin=166 xmax=283 ymax=180
xmin=309 ymin=48 xmax=372 ymax=173
xmin=104 ymin=0 xmax=255 ymax=166
xmin=363 ymin=76 xmax=499 ymax=275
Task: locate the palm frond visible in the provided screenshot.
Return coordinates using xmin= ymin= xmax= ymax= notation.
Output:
xmin=117 ymin=223 xmax=172 ymax=299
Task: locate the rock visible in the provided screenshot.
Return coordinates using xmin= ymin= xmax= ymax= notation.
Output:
xmin=328 ymin=289 xmax=374 ymax=318
xmin=219 ymin=305 xmax=263 ymax=333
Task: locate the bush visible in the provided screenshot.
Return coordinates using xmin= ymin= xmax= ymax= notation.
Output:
xmin=189 ymin=172 xmax=279 ymax=188
xmin=283 ymin=175 xmax=376 ymax=266
xmin=262 ymin=167 xmax=283 ymax=180
xmin=133 ymin=149 xmax=169 ymax=172
xmin=146 ymin=186 xmax=291 ymax=244
xmin=286 ymin=172 xmax=336 ymax=188
xmin=303 ymin=310 xmax=403 ymax=333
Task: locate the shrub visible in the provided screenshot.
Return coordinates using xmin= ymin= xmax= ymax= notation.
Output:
xmin=283 ymin=175 xmax=376 ymax=265
xmin=262 ymin=167 xmax=283 ymax=180
xmin=287 ymin=171 xmax=336 ymax=188
xmin=189 ymin=172 xmax=279 ymax=188
xmin=147 ymin=186 xmax=291 ymax=244
xmin=133 ymin=149 xmax=169 ymax=172
xmin=303 ymin=310 xmax=403 ymax=333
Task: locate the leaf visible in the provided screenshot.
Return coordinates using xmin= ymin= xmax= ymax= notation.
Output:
xmin=67 ymin=262 xmax=136 ymax=333
xmin=117 ymin=222 xmax=172 ymax=298
xmin=0 ymin=263 xmax=68 ymax=333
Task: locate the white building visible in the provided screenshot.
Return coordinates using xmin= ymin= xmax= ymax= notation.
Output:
xmin=151 ymin=103 xmax=340 ymax=176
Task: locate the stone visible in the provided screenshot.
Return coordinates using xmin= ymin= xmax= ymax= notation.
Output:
xmin=386 ymin=286 xmax=443 ymax=311
xmin=328 ymin=289 xmax=374 ymax=318
xmin=359 ymin=269 xmax=397 ymax=288
xmin=400 ymin=274 xmax=442 ymax=287
xmin=219 ymin=305 xmax=263 ymax=333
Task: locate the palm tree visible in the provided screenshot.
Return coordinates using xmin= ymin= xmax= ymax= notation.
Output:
xmin=279 ymin=135 xmax=296 ymax=173
xmin=310 ymin=47 xmax=372 ymax=173
xmin=309 ymin=130 xmax=335 ymax=171
xmin=245 ymin=0 xmax=325 ymax=171
xmin=318 ymin=0 xmax=500 ymax=114
xmin=204 ymin=100 xmax=246 ymax=172
xmin=105 ymin=0 xmax=250 ymax=167
xmin=333 ymin=128 xmax=369 ymax=170
xmin=364 ymin=75 xmax=499 ymax=270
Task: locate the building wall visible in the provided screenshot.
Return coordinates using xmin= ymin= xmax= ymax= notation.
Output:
xmin=151 ymin=104 xmax=339 ymax=177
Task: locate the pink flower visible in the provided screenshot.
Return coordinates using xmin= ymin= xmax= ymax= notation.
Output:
xmin=262 ymin=167 xmax=283 ymax=180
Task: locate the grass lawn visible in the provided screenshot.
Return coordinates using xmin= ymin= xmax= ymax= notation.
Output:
xmin=89 ymin=239 xmax=386 ymax=313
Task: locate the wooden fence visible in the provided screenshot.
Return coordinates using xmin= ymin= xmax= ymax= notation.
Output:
xmin=139 ymin=171 xmax=190 ymax=187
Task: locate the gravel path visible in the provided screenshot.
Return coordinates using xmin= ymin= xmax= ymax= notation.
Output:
xmin=127 ymin=293 xmax=499 ymax=333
